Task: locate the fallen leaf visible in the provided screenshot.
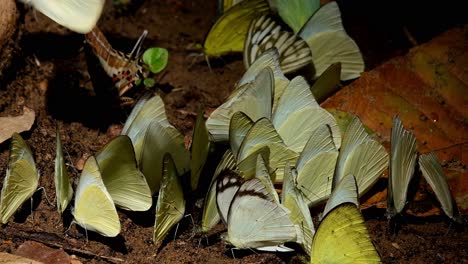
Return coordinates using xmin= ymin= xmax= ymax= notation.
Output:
xmin=0 ymin=106 xmax=35 ymax=144
xmin=323 ymin=26 xmax=468 ymax=214
xmin=15 ymin=241 xmax=71 ymax=264
xmin=0 ymin=252 xmax=43 ymax=264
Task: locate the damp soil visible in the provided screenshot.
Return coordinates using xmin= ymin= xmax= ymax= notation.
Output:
xmin=0 ymin=0 xmax=466 ymax=263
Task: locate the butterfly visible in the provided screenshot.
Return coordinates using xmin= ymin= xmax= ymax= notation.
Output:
xmin=222 ymin=176 xmax=299 ymax=250
xmin=244 ymin=1 xmax=364 ymax=80
xmin=206 ymin=67 xmax=273 ymax=142
xmin=203 ymin=0 xmax=270 ymax=57
xmin=311 ymin=203 xmax=381 ymax=263
xmin=201 ymin=149 xmax=238 ymax=232
xmin=72 ymin=156 xmax=120 ymax=237
xmin=244 ymin=15 xmax=312 ymax=74
xmin=95 ymin=135 xmax=152 ymax=211
xmin=386 ymin=116 xmax=417 ymax=219
xmin=85 ymin=27 xmax=148 ymax=97
xmin=54 ymin=129 xmax=73 ymax=214
xmin=21 ymin=0 xmax=105 ymax=33
xmin=122 ymin=94 xmax=190 ymax=194
xmin=190 ymin=107 xmax=211 ymax=191
xmin=295 ymin=124 xmax=339 ymax=207
xmin=334 ymin=116 xmax=389 ymax=199
xmin=269 ymin=0 xmax=320 ymax=34
xmin=0 ymin=133 xmax=40 ymax=224
xmin=154 ymin=154 xmax=185 ymax=244
xmin=418 ymin=152 xmax=463 ymax=224
xmin=282 ymin=163 xmax=315 ymax=255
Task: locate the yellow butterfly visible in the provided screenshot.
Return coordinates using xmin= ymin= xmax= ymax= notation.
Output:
xmin=72 ymin=156 xmax=120 ymax=237
xmin=54 ymin=129 xmax=73 ymax=214
xmin=0 ymin=133 xmax=39 ymax=224
xmin=311 ymin=203 xmax=381 ymax=263
xmin=203 ymin=0 xmax=270 ymax=57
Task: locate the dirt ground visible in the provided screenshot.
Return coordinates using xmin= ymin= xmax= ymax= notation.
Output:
xmin=0 ymin=0 xmax=466 ymax=263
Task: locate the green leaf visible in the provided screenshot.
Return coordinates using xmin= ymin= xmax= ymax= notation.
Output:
xmin=143 ymin=47 xmax=169 ymax=74
xmin=143 ymin=78 xmax=155 ymax=87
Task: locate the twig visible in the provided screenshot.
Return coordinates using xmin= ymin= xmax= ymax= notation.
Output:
xmin=0 ymin=226 xmax=124 ymax=263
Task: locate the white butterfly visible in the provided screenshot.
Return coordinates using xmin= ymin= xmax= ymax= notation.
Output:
xmin=387 ymin=116 xmax=417 ymax=218
xmin=223 ymin=177 xmax=299 ymax=249
xmin=21 ymin=0 xmax=105 ymax=33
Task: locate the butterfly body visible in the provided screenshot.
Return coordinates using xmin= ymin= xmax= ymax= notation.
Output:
xmin=85 ymin=27 xmax=147 ymax=97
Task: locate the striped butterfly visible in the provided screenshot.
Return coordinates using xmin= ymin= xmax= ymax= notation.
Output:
xmin=244 ymin=15 xmax=312 ymax=74
xmin=85 ymin=27 xmax=148 ymax=97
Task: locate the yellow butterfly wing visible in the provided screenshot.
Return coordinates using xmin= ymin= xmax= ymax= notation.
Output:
xmin=54 ymin=130 xmax=73 ymax=214
xmin=0 ymin=133 xmax=39 ymax=224
xmin=204 ymin=0 xmax=270 ymax=57
xmin=96 ymin=136 xmax=152 ymax=211
xmin=311 ymin=203 xmax=380 ymax=263
xmin=73 ymin=156 xmax=120 ymax=237
xmin=153 ymin=154 xmax=185 ymax=244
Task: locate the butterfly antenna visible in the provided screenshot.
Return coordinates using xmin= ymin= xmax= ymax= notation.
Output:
xmin=173 ymin=222 xmax=180 ymax=241
xmin=230 ymin=248 xmax=236 ymax=259
xmin=37 ymin=186 xmax=52 ymax=206
xmin=65 ymin=220 xmax=75 ymax=234
xmin=129 ymin=30 xmax=148 ymax=60
xmin=205 ymin=55 xmax=212 ymax=72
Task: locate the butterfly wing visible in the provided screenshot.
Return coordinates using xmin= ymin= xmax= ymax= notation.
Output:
xmin=140 ymin=120 xmax=190 ymax=194
xmin=202 ymin=150 xmax=238 ymax=232
xmin=154 ymin=154 xmax=185 ymax=244
xmin=28 ymin=0 xmax=105 ymax=33
xmin=296 ymin=125 xmax=338 ymax=206
xmin=322 ymin=174 xmax=359 ymax=217
xmin=121 ymin=94 xmax=169 ymax=162
xmin=225 ymin=178 xmax=297 ymax=249
xmin=272 ymin=76 xmax=341 ymax=152
xmin=334 ymin=116 xmax=388 ymax=197
xmin=244 ymin=16 xmax=312 ymax=74
xmin=216 ymin=170 xmax=244 ymax=224
xmin=206 ymin=68 xmax=273 ymax=142
xmin=229 ymin=111 xmax=254 ymax=158
xmin=96 ymin=136 xmax=152 ymax=211
xmin=387 ymin=116 xmax=417 ymax=217
xmin=204 ymin=0 xmax=270 ymax=57
xmin=0 ymin=134 xmax=39 ymax=224
xmin=237 ymin=118 xmax=298 ymax=182
xmin=73 ymin=156 xmax=120 ymax=237
xmin=311 ymin=203 xmax=380 ymax=263
xmin=190 ymin=107 xmax=210 ymax=191
xmin=299 ymin=2 xmax=364 ymax=80
xmin=419 ymin=153 xmax=462 ymax=223
xmin=282 ymin=164 xmax=315 ymax=255
xmin=269 ymin=0 xmax=320 ymax=34
xmin=54 ymin=129 xmax=73 ymax=214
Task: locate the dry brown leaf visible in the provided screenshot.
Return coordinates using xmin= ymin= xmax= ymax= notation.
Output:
xmin=15 ymin=241 xmax=71 ymax=264
xmin=0 ymin=252 xmax=43 ymax=264
xmin=0 ymin=106 xmax=35 ymax=144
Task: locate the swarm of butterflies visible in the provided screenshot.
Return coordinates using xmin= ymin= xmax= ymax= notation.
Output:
xmin=2 ymin=0 xmax=462 ymax=263
xmin=204 ymin=0 xmax=365 ymax=81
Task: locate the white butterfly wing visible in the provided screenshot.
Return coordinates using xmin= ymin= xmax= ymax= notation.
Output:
xmin=202 ymin=150 xmax=239 ymax=232
xmin=216 ymin=170 xmax=244 ymax=224
xmin=122 ymin=94 xmax=169 ymax=162
xmin=225 ymin=178 xmax=297 ymax=249
xmin=272 ymin=76 xmax=341 ymax=152
xmin=419 ymin=153 xmax=462 ymax=223
xmin=299 ymin=2 xmax=364 ymax=80
xmin=27 ymin=0 xmax=105 ymax=33
xmin=322 ymin=174 xmax=358 ymax=217
xmin=244 ymin=16 xmax=312 ymax=74
xmin=387 ymin=116 xmax=417 ymax=217
xmin=55 ymin=130 xmax=73 ymax=214
xmin=229 ymin=111 xmax=254 ymax=158
xmin=206 ymin=68 xmax=273 ymax=142
xmin=335 ymin=117 xmax=388 ymax=196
